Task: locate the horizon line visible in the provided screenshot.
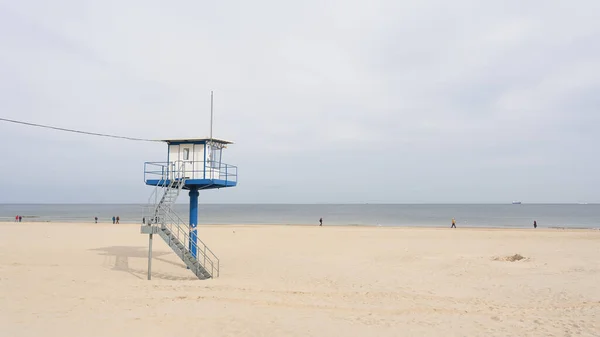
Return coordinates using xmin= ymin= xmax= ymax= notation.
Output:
xmin=0 ymin=202 xmax=597 ymax=205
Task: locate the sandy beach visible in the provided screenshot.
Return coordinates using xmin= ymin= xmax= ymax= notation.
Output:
xmin=1 ymin=222 xmax=599 ymax=336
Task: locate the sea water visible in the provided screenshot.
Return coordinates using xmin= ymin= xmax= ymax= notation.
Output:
xmin=1 ymin=204 xmax=599 ymax=229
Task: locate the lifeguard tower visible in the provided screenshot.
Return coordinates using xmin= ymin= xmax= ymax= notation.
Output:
xmin=140 ymin=137 xmax=237 ymax=280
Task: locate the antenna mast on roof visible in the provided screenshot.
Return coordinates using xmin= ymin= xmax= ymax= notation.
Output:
xmin=209 ymin=90 xmax=214 ymax=141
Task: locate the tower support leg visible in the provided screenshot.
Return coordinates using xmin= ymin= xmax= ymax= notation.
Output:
xmin=147 ymin=233 xmax=153 ymax=280
xmin=189 ymin=187 xmax=199 ymax=259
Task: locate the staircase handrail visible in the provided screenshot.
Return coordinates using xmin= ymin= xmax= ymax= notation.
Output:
xmin=142 ymin=176 xmax=169 ymax=224
xmin=160 ymin=204 xmax=220 ymax=264
xmin=153 ymin=162 xmax=186 ymax=220
xmin=157 ymin=204 xmax=220 ymax=277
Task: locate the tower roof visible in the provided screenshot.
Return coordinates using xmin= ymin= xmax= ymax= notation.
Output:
xmin=161 ymin=138 xmax=234 ymax=145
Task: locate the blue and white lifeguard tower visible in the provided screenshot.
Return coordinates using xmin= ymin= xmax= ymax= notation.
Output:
xmin=141 ymin=137 xmax=237 ymax=280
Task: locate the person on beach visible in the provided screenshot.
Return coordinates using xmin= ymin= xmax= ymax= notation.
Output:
xmin=116 ymin=216 xmax=120 ymax=224
xmin=94 ymin=217 xmax=98 ymax=224
xmin=533 ymin=220 xmax=537 ymax=229
xmin=319 ymin=218 xmax=323 ymax=226
xmin=112 ymin=216 xmax=116 ymax=224
xmin=451 ymin=218 xmax=456 ymax=228
xmin=18 ymin=216 xmax=22 ymax=222
xmin=15 ymin=215 xmax=18 ymax=222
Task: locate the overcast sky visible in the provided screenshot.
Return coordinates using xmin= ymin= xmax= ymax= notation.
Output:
xmin=1 ymin=0 xmax=599 ymax=204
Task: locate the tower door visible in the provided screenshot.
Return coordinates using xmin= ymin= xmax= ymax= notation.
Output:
xmin=180 ymin=145 xmax=194 ymax=179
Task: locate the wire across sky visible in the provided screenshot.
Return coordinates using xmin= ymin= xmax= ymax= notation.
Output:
xmin=0 ymin=117 xmax=161 ymax=142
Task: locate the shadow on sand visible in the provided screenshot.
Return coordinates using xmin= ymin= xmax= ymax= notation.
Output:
xmin=90 ymin=246 xmax=196 ymax=281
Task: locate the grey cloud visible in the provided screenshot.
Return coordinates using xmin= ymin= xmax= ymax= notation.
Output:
xmin=0 ymin=0 xmax=599 ymax=203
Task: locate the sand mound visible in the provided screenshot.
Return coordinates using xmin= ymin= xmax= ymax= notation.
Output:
xmin=493 ymin=254 xmax=527 ymax=262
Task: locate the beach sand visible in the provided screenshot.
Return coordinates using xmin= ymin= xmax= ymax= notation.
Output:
xmin=1 ymin=222 xmax=599 ymax=336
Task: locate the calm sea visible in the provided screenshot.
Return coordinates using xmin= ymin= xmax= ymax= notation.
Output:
xmin=1 ymin=204 xmax=599 ymax=229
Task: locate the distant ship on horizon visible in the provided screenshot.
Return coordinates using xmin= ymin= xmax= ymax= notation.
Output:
xmin=512 ymin=201 xmax=522 ymax=205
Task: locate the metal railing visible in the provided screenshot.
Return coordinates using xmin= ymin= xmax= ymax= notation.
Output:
xmin=141 ymin=171 xmax=178 ymax=225
xmin=144 ymin=160 xmax=237 ymax=184
xmin=156 ymin=203 xmax=220 ymax=278
xmin=142 ymin=163 xmax=220 ymax=278
xmin=141 ymin=182 xmax=166 ymax=224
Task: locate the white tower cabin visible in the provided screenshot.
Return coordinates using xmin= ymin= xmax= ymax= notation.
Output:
xmin=145 ymin=138 xmax=237 ymax=187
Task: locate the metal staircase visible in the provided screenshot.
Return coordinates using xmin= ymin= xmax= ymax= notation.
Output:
xmin=141 ymin=165 xmax=220 ymax=280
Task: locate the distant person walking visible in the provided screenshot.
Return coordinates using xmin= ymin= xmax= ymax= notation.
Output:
xmin=112 ymin=216 xmax=116 ymax=224
xmin=15 ymin=215 xmax=18 ymax=222
xmin=533 ymin=220 xmax=537 ymax=229
xmin=116 ymin=216 xmax=120 ymax=224
xmin=18 ymin=216 xmax=22 ymax=223
xmin=451 ymin=218 xmax=456 ymax=228
xmin=94 ymin=217 xmax=98 ymax=224
xmin=319 ymin=218 xmax=323 ymax=226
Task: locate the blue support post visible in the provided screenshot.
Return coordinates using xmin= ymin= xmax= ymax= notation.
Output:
xmin=189 ymin=187 xmax=199 ymax=259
